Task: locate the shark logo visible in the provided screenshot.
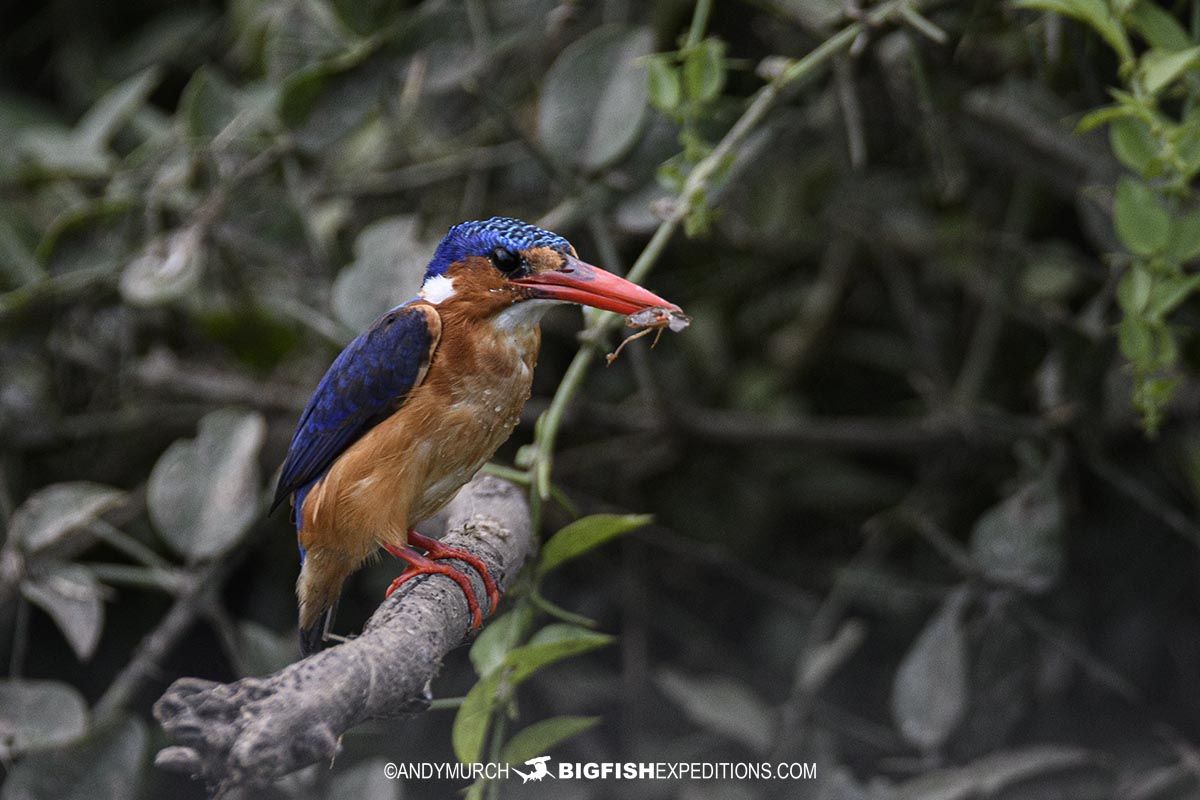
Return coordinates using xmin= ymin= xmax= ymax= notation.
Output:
xmin=512 ymin=756 xmax=554 ymax=783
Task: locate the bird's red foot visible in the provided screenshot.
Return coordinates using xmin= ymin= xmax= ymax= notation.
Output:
xmin=382 ymin=531 xmax=500 ymax=630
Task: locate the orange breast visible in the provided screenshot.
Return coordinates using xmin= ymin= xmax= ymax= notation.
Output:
xmin=298 ymin=314 xmax=539 ymax=560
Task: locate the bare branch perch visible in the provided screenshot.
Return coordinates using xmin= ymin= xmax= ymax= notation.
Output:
xmin=152 ymin=474 xmax=531 ymax=789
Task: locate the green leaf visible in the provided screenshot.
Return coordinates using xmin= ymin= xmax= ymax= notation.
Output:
xmin=0 ymin=210 xmax=43 ymax=284
xmin=1116 ymin=264 xmax=1153 ymax=314
xmin=1128 ymin=1 xmax=1193 ymax=51
xmin=21 ymin=564 xmax=105 ymax=661
xmin=506 ymin=624 xmax=615 ymax=684
xmin=1140 ymin=45 xmax=1200 ymax=95
xmin=683 ymin=38 xmax=727 ymax=104
xmin=1168 ymin=209 xmax=1200 ymax=263
xmin=645 ymin=55 xmax=682 ymax=113
xmin=1145 ymin=273 xmax=1200 ymax=320
xmin=325 ymin=0 xmax=399 ymax=37
xmin=1151 ymin=323 xmax=1179 ymax=367
xmin=1114 ymin=176 xmax=1170 ymax=255
xmin=75 ymin=67 xmax=161 ymax=151
xmin=331 ymin=216 xmax=428 ymax=332
xmin=277 ymin=48 xmax=386 ymax=151
xmin=108 ymin=7 xmax=216 ymax=76
xmin=499 ymin=716 xmax=600 ymax=766
xmin=891 ymin=590 xmax=969 ymax=751
xmin=969 ymin=475 xmax=1065 ymax=593
xmin=1015 ymin=0 xmax=1133 ymax=64
xmin=1020 ymin=248 xmax=1081 ymax=301
xmin=148 ymin=408 xmax=266 ymax=562
xmin=529 ymin=591 xmax=599 ymax=628
xmin=0 ymin=716 xmax=146 ymax=800
xmin=263 ymin=0 xmax=353 ymax=80
xmin=537 ymin=514 xmax=651 ymax=577
xmin=1177 ymin=112 xmax=1200 ymax=180
xmin=462 ymin=779 xmax=486 ymax=800
xmin=656 ymin=670 xmax=773 ymax=753
xmin=278 ymin=68 xmax=332 ymax=129
xmin=1076 ymin=103 xmax=1131 ymax=133
xmin=15 ymin=127 xmax=111 ymax=179
xmin=0 ymin=680 xmax=88 ymax=756
xmin=33 ymin=197 xmax=130 ymax=268
xmin=1134 ymin=373 xmax=1178 ymax=431
xmin=1117 ymin=315 xmax=1153 ymax=362
xmin=469 ymin=608 xmax=528 ymax=679
xmin=8 ymin=482 xmax=125 ymax=554
xmin=451 ymin=671 xmax=501 ymax=764
xmin=453 ymin=624 xmax=613 ymax=764
xmin=1108 ymin=117 xmax=1157 ymax=173
xmin=538 ymin=26 xmax=654 ymax=171
xmin=179 ymin=67 xmax=243 ymax=141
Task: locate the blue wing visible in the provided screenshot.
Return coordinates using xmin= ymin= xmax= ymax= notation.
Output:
xmin=272 ymin=302 xmax=441 ymax=516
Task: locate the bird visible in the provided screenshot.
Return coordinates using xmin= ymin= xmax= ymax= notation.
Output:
xmin=272 ymin=217 xmax=680 ymax=656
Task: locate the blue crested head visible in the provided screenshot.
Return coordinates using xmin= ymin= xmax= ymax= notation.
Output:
xmin=424 ymin=217 xmax=573 ymax=282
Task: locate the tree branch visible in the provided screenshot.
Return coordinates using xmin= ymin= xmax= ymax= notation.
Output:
xmin=151 ymin=475 xmax=532 ymax=790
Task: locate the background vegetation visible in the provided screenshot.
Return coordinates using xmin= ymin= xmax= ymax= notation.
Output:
xmin=2 ymin=0 xmax=1200 ymax=797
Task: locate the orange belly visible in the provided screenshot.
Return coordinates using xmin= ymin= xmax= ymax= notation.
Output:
xmin=297 ymin=321 xmax=538 ymax=566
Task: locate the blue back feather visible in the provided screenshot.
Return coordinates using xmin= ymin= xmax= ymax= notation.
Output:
xmin=272 ymin=303 xmax=437 ymax=520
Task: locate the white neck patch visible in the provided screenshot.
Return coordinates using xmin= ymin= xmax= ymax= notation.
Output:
xmin=493 ymin=298 xmax=560 ymax=332
xmin=420 ymin=274 xmax=456 ymax=304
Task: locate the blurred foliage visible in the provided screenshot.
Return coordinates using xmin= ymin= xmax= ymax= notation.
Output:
xmin=2 ymin=0 xmax=1200 ymax=799
xmin=452 ymin=513 xmax=642 ymax=799
xmin=1021 ymin=0 xmax=1200 ymax=431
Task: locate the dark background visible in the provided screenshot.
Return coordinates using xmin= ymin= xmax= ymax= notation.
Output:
xmin=2 ymin=1 xmax=1200 ymax=798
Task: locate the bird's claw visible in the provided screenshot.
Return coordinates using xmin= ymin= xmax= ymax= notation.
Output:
xmin=382 ymin=532 xmax=500 ymax=630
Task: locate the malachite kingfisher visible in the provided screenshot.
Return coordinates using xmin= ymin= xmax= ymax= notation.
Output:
xmin=272 ymin=217 xmax=681 ymax=656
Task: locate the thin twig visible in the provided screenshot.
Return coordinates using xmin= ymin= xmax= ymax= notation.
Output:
xmin=953 ymin=180 xmax=1032 ymax=404
xmin=871 ymin=248 xmax=950 ymax=402
xmin=834 ymin=56 xmax=867 ymax=168
xmin=9 ymin=594 xmax=29 ymax=679
xmin=94 ymin=555 xmax=234 ymax=724
xmin=131 ymin=349 xmax=308 ymax=412
xmin=633 ymin=524 xmax=820 ymax=614
xmin=1009 ymin=600 xmax=1141 ymax=703
xmin=772 ymin=530 xmax=885 ymax=761
xmin=1084 ymin=447 xmax=1200 ymax=549
xmin=327 ymin=142 xmax=528 ymax=198
xmin=89 ymin=519 xmax=174 ymax=570
xmin=901 ymin=507 xmax=1143 ymax=703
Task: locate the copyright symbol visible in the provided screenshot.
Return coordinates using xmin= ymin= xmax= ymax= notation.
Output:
xmin=383 ymin=762 xmax=399 ymax=779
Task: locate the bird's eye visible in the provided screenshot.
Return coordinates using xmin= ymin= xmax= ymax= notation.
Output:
xmin=490 ymin=247 xmax=523 ymax=274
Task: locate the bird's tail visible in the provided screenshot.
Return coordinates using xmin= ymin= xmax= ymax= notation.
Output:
xmin=296 ymin=554 xmax=349 ymax=657
xmin=298 ymin=599 xmax=339 ymax=657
